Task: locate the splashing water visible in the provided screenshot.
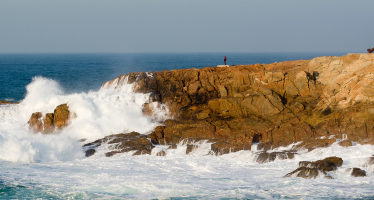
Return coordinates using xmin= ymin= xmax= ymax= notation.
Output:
xmin=1 ymin=76 xmax=374 ymax=199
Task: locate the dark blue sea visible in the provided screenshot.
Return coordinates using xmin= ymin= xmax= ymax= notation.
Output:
xmin=0 ymin=52 xmax=346 ymax=102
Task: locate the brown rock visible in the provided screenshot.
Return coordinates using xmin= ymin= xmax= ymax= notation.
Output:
xmin=43 ymin=113 xmax=54 ymax=134
xmin=338 ymin=140 xmax=352 ymax=147
xmin=350 ymin=168 xmax=366 ymax=177
xmin=285 ymin=156 xmax=343 ymax=179
xmin=156 ymin=150 xmax=166 ymax=156
xmin=211 ymin=142 xmax=230 ymax=155
xmin=256 ymin=151 xmax=296 ymax=163
xmin=83 ymin=132 xmax=153 ymax=157
xmin=28 ymin=112 xmax=43 ymax=133
xmin=186 ymin=144 xmax=198 ymax=154
xmin=54 ymin=104 xmax=70 ymax=129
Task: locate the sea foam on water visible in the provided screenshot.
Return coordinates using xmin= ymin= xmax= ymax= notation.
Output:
xmin=1 ymin=76 xmax=374 ymax=199
xmin=0 ymin=76 xmax=165 ymax=163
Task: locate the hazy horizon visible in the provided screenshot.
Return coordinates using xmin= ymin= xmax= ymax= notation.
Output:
xmin=1 ymin=0 xmax=373 ymax=54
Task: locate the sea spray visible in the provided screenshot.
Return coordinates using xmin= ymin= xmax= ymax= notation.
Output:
xmin=0 ymin=76 xmax=169 ymax=163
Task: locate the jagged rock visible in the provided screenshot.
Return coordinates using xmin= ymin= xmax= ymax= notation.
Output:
xmin=211 ymin=142 xmax=230 ymax=155
xmin=28 ymin=112 xmax=43 ymax=133
xmin=147 ymin=126 xmax=165 ymax=145
xmin=83 ymin=132 xmax=153 ymax=157
xmin=350 ymin=168 xmax=366 ymax=177
xmin=43 ymin=113 xmax=54 ymax=134
xmin=285 ymin=156 xmax=343 ymax=179
xmin=256 ymin=151 xmax=296 ymax=163
xmin=101 ymin=54 xmax=374 ymax=154
xmin=186 ymin=144 xmax=198 ymax=154
xmin=28 ymin=104 xmax=72 ymax=133
xmin=54 ymin=104 xmax=70 ymax=129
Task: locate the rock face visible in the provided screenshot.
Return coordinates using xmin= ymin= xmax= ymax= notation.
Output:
xmin=103 ymin=54 xmax=374 ymax=154
xmin=285 ymin=156 xmax=343 ymax=179
xmin=54 ymin=104 xmax=70 ymax=129
xmin=83 ymin=132 xmax=154 ymax=157
xmin=27 ymin=104 xmax=71 ymax=134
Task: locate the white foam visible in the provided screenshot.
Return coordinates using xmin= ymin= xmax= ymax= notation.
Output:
xmin=0 ymin=76 xmax=169 ymax=163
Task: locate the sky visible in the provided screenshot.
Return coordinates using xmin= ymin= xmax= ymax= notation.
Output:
xmin=0 ymin=0 xmax=373 ymax=53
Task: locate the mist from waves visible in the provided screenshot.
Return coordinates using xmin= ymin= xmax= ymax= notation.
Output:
xmin=0 ymin=76 xmax=168 ymax=163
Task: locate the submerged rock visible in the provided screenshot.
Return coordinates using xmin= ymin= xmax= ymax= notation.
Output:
xmin=285 ymin=156 xmax=343 ymax=179
xmin=255 ymin=151 xmax=296 ymax=163
xmin=83 ymin=132 xmax=154 ymax=157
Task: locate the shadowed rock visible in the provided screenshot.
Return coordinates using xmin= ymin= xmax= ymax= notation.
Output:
xmin=350 ymin=168 xmax=366 ymax=177
xmin=256 ymin=151 xmax=296 ymax=163
xmin=83 ymin=132 xmax=154 ymax=157
xmin=285 ymin=156 xmax=343 ymax=179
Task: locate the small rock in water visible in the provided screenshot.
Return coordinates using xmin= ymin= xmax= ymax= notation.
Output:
xmin=85 ymin=149 xmax=96 ymax=157
xmin=285 ymin=156 xmax=343 ymax=179
xmin=156 ymin=150 xmax=166 ymax=156
xmin=186 ymin=144 xmax=198 ymax=154
xmin=350 ymin=168 xmax=366 ymax=177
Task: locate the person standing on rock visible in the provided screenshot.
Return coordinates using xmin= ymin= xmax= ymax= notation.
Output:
xmin=224 ymin=56 xmax=227 ymax=65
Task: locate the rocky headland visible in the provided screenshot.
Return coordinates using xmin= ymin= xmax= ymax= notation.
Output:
xmin=27 ymin=53 xmax=374 ymax=177
xmin=99 ymin=53 xmax=374 ymax=153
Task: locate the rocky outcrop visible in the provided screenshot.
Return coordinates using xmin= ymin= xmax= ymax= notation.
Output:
xmin=83 ymin=132 xmax=154 ymax=157
xmin=103 ymin=54 xmax=374 ymax=155
xmin=285 ymin=156 xmax=343 ymax=179
xmin=27 ymin=103 xmax=71 ymax=134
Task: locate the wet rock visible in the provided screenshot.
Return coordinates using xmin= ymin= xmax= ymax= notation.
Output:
xmin=293 ymin=138 xmax=336 ymax=152
xmin=338 ymin=140 xmax=352 ymax=147
xmin=83 ymin=132 xmax=154 ymax=157
xmin=147 ymin=126 xmax=165 ymax=145
xmin=285 ymin=156 xmax=343 ymax=179
xmin=167 ymin=144 xmax=177 ymax=149
xmin=42 ymin=113 xmax=54 ymax=134
xmin=350 ymin=168 xmax=366 ymax=177
xmin=28 ymin=112 xmax=43 ymax=133
xmin=54 ymin=104 xmax=70 ymax=129
xmin=211 ymin=142 xmax=230 ymax=155
xmin=156 ymin=150 xmax=166 ymax=156
xmin=186 ymin=144 xmax=198 ymax=154
xmin=255 ymin=151 xmax=296 ymax=163
xmin=85 ymin=149 xmax=96 ymax=157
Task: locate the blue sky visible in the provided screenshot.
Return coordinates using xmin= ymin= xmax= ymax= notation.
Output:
xmin=0 ymin=0 xmax=373 ymax=53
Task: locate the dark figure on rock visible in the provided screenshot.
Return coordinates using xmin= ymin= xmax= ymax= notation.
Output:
xmin=368 ymin=47 xmax=374 ymax=53
xmin=224 ymin=56 xmax=227 ymax=65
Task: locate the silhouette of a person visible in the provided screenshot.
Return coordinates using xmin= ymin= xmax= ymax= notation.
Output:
xmin=224 ymin=56 xmax=227 ymax=65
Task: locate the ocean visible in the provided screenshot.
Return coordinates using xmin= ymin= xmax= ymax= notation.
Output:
xmin=1 ymin=52 xmax=374 ymax=199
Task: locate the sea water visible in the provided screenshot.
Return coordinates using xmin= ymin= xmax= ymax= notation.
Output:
xmin=2 ymin=53 xmax=374 ymax=199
